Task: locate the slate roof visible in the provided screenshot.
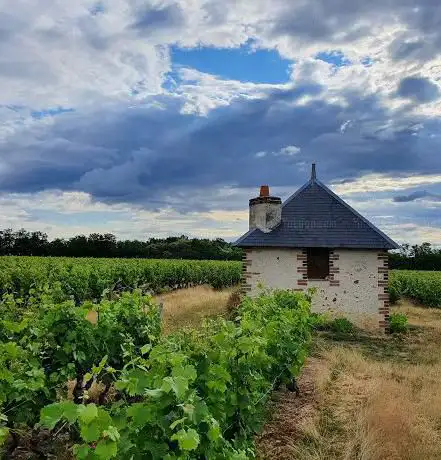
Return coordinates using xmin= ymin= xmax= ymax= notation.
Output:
xmin=236 ymin=169 xmax=399 ymax=250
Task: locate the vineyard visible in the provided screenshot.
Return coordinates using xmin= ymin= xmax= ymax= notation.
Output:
xmin=1 ymin=255 xmax=441 ymax=458
xmin=0 ymin=287 xmax=312 ymax=458
xmin=0 ymin=256 xmax=242 ymax=302
xmin=389 ymin=270 xmax=441 ymax=307
xmin=0 ymin=256 xmax=439 ymax=308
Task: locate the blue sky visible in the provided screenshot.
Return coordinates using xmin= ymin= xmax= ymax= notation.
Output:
xmin=171 ymin=44 xmax=292 ymax=84
xmin=1 ymin=0 xmax=441 ymax=244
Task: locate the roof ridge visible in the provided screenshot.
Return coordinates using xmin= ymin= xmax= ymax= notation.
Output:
xmin=235 ymin=177 xmax=400 ymax=249
xmin=282 ymin=179 xmax=313 ymax=208
xmin=234 ymin=227 xmax=257 ymax=246
xmin=314 ymin=180 xmax=399 ymax=249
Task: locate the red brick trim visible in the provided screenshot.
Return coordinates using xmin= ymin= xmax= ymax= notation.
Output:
xmin=377 ymin=250 xmax=390 ymax=332
xmin=328 ymin=250 xmax=340 ymax=286
xmin=240 ymin=249 xmax=254 ymax=295
xmin=296 ymin=249 xmax=308 ymax=288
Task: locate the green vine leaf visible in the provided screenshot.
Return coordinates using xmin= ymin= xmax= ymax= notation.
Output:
xmin=78 ymin=404 xmax=98 ymax=424
xmin=169 ymin=417 xmax=186 ymax=430
xmin=207 ymin=419 xmax=221 ymax=442
xmin=171 ymin=428 xmax=200 ymax=451
xmin=103 ymin=426 xmax=120 ymax=442
xmin=0 ymin=427 xmax=9 ymax=446
xmin=40 ymin=401 xmax=77 ymax=429
xmin=73 ymin=444 xmax=91 ymax=460
xmin=161 ymin=376 xmax=189 ymax=400
xmin=95 ymin=439 xmax=118 ymax=459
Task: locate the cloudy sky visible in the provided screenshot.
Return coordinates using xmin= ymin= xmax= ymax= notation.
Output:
xmin=1 ymin=0 xmax=441 ymax=244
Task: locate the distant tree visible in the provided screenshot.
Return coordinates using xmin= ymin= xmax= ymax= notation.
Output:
xmin=390 ymin=242 xmax=441 ymax=270
xmin=0 ymin=228 xmax=243 ymax=260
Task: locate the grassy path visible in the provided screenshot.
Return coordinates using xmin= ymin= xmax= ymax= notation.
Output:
xmin=156 ymin=285 xmax=233 ymax=333
xmin=258 ymin=301 xmax=441 ymax=460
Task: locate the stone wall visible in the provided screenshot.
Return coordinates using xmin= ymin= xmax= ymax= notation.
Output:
xmin=241 ymin=247 xmax=390 ymax=331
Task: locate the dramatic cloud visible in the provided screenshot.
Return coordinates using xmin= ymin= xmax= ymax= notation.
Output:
xmin=397 ymin=76 xmax=440 ymax=103
xmin=1 ymin=0 xmax=441 ymax=243
xmin=393 ymin=190 xmax=441 ymax=202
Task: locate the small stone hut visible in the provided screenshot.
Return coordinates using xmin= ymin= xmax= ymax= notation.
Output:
xmin=235 ymin=164 xmax=399 ymax=330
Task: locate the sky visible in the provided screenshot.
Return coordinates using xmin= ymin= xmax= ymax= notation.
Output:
xmin=1 ymin=0 xmax=441 ymax=244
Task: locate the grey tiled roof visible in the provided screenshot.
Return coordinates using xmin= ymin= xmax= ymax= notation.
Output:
xmin=236 ymin=178 xmax=399 ymax=249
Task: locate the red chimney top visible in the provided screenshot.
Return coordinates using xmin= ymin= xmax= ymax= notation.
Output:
xmin=260 ymin=185 xmax=270 ymax=197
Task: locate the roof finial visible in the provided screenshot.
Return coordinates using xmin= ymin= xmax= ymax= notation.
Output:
xmin=311 ymin=162 xmax=317 ymax=181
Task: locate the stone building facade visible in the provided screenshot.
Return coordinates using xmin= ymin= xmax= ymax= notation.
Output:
xmin=236 ymin=165 xmax=398 ymax=331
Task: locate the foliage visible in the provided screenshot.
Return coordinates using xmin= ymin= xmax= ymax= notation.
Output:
xmin=309 ymin=312 xmax=330 ymax=330
xmin=389 ymin=312 xmax=408 ymax=334
xmin=0 ymin=256 xmax=242 ymax=302
xmin=0 ymin=291 xmax=162 ymax=428
xmin=329 ymin=317 xmax=355 ymax=334
xmin=390 ymin=243 xmax=441 ymax=271
xmin=309 ymin=313 xmax=355 ymax=334
xmin=0 ymin=229 xmax=243 ymax=260
xmin=34 ymin=289 xmax=312 ymax=459
xmin=389 ymin=270 xmax=441 ymax=307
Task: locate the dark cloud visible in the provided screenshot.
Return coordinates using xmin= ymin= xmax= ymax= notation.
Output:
xmin=2 ymin=82 xmax=441 ymax=213
xmin=394 ymin=190 xmax=441 ymax=202
xmin=389 ymin=38 xmax=429 ymax=62
xmin=265 ymin=0 xmax=441 ymax=53
xmin=397 ymin=76 xmax=440 ymax=103
xmin=132 ymin=4 xmax=185 ymax=32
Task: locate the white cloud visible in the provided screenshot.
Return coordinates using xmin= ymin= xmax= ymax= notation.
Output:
xmin=331 ymin=173 xmax=441 ymax=195
xmin=1 ymin=0 xmax=441 ymax=245
xmin=278 ymin=145 xmax=300 ymax=156
xmin=255 ymin=144 xmax=301 ymax=159
xmin=0 ymin=189 xmax=250 ymax=240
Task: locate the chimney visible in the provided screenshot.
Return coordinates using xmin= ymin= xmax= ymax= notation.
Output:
xmin=249 ymin=185 xmax=282 ymax=233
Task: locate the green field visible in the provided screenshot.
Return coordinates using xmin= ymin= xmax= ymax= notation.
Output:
xmin=389 ymin=269 xmax=441 ymax=307
xmin=0 ymin=282 xmax=311 ymax=458
xmin=0 ymin=256 xmax=242 ymax=302
xmin=1 ymin=256 xmax=441 ymax=458
xmin=0 ymin=256 xmax=440 ymax=308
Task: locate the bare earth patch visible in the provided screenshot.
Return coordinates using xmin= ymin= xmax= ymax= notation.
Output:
xmin=257 ymin=358 xmax=326 ymax=459
xmin=258 ymin=301 xmax=441 ymax=460
xmin=156 ymin=285 xmax=233 ymax=333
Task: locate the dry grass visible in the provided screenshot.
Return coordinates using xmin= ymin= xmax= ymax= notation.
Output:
xmin=156 ymin=285 xmax=233 ymax=334
xmin=258 ymin=301 xmax=441 ymax=460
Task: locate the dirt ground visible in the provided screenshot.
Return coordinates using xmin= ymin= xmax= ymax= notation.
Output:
xmin=156 ymin=285 xmax=233 ymax=333
xmin=257 ymin=300 xmax=441 ymax=460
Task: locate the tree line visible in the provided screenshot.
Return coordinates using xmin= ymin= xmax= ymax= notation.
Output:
xmin=0 ymin=229 xmax=440 ymax=269
xmin=389 ymin=243 xmax=441 ymax=271
xmin=0 ymin=229 xmax=243 ymax=260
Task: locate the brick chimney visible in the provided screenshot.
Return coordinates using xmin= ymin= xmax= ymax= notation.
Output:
xmin=249 ymin=185 xmax=282 ymax=233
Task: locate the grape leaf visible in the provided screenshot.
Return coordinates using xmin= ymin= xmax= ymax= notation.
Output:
xmin=0 ymin=427 xmax=9 ymax=446
xmin=162 ymin=376 xmax=188 ymax=400
xmin=78 ymin=403 xmax=98 ymax=424
xmin=103 ymin=426 xmax=120 ymax=442
xmin=80 ymin=420 xmax=101 ymax=442
xmin=144 ymin=388 xmax=163 ymax=398
xmin=40 ymin=403 xmax=65 ymax=429
xmin=73 ymin=444 xmax=91 ymax=460
xmin=59 ymin=401 xmax=78 ymax=423
xmin=95 ymin=439 xmax=118 ymax=459
xmin=207 ymin=420 xmax=221 ymax=442
xmin=169 ymin=417 xmax=186 ymax=430
xmin=172 ymin=364 xmax=197 ymax=382
xmin=171 ymin=428 xmax=200 ymax=451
